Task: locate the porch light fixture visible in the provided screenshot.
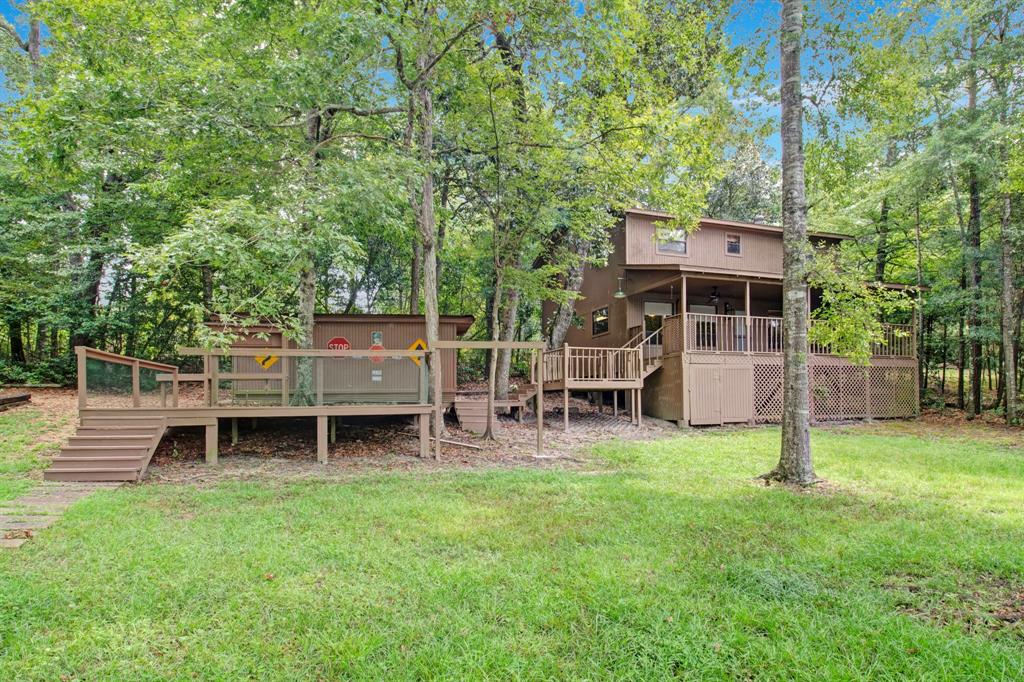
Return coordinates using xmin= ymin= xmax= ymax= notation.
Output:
xmin=613 ymin=277 xmax=627 ymax=299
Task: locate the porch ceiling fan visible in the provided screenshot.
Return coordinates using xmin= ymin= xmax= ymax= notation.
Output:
xmin=707 ymin=286 xmax=720 ymax=304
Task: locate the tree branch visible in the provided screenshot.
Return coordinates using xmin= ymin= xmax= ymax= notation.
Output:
xmin=0 ymin=17 xmax=29 ymax=53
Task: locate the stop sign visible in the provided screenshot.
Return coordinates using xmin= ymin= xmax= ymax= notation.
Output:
xmin=326 ymin=337 xmax=351 ymax=351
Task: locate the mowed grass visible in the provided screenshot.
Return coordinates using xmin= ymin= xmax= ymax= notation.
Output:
xmin=0 ymin=406 xmax=68 ymax=503
xmin=1 ymin=420 xmax=1023 ymax=680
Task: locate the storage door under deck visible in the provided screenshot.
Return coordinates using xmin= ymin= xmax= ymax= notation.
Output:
xmin=687 ymin=358 xmax=753 ymax=426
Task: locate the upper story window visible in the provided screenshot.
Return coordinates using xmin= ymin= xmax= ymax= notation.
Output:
xmin=592 ymin=306 xmax=609 ymax=336
xmin=726 ymin=234 xmax=742 ymax=255
xmin=656 ymin=228 xmax=688 ymax=256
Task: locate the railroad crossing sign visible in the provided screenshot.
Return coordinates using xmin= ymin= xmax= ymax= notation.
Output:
xmin=255 ymin=354 xmax=279 ymax=370
xmin=407 ymin=338 xmax=428 ymax=366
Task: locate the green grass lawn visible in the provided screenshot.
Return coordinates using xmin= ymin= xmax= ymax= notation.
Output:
xmin=0 ymin=406 xmax=69 ymax=503
xmin=1 ymin=418 xmax=1022 ymax=680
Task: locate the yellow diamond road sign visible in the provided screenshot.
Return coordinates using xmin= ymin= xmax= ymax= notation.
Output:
xmin=255 ymin=355 xmax=279 ymax=370
xmin=408 ymin=338 xmax=427 ymax=366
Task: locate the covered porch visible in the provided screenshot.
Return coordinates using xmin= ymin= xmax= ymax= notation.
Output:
xmin=623 ymin=271 xmax=915 ymax=358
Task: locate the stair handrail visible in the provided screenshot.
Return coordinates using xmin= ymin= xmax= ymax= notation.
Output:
xmin=621 ymin=329 xmax=645 ymax=349
xmin=76 ymin=346 xmax=180 ymax=410
xmin=638 ymin=326 xmax=663 ymax=361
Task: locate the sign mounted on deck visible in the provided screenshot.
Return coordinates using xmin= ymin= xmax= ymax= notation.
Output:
xmin=255 ymin=355 xmax=279 ymax=370
xmin=407 ymin=338 xmax=427 ymax=366
xmin=326 ymin=336 xmax=351 ymax=351
xmin=369 ymin=331 xmax=386 ymax=364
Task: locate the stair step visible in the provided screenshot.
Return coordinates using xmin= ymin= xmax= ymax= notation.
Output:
xmin=76 ymin=427 xmax=162 ymax=436
xmin=49 ymin=456 xmax=145 ymax=469
xmin=43 ymin=468 xmax=140 ymax=482
xmin=60 ymin=446 xmax=150 ymax=457
xmin=69 ymin=435 xmax=155 ymax=446
xmin=80 ymin=416 xmax=164 ymax=426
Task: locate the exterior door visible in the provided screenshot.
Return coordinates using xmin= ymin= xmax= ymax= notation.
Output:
xmin=687 ymin=360 xmax=753 ymax=425
xmin=643 ymin=301 xmax=674 ymax=355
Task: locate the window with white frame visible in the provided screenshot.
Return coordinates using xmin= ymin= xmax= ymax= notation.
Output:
xmin=656 ymin=228 xmax=688 ymax=255
xmin=726 ymin=233 xmax=742 ymax=255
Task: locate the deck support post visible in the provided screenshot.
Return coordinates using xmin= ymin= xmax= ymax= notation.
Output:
xmin=637 ymin=389 xmax=643 ymax=427
xmin=613 ymin=390 xmax=618 ymax=417
xmin=329 ymin=416 xmax=337 ymax=443
xmin=563 ymin=387 xmax=569 ymax=431
xmin=419 ymin=410 xmax=429 ymax=458
xmin=316 ymin=415 xmax=328 ymax=464
xmin=231 ymin=417 xmax=239 ymax=445
xmin=205 ymin=421 xmax=218 ymax=464
xmin=76 ymin=346 xmax=87 ymax=411
xmin=535 ymin=349 xmax=543 ymax=456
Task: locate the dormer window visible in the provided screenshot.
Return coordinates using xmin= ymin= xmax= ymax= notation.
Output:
xmin=726 ymin=234 xmax=742 ymax=255
xmin=656 ymin=228 xmax=688 ymax=255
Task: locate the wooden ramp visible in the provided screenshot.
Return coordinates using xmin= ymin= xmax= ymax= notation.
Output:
xmin=44 ymin=415 xmax=167 ymax=482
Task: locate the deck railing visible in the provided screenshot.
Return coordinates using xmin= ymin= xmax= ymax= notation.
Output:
xmin=542 ymin=345 xmax=642 ymax=385
xmin=77 ymin=346 xmax=180 ymax=410
xmin=680 ymin=314 xmax=914 ymax=357
xmin=176 ymin=347 xmax=432 ymax=407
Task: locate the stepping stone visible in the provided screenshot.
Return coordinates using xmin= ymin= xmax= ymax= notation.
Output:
xmin=0 ymin=481 xmax=120 ymax=550
xmin=0 ymin=515 xmax=58 ymax=530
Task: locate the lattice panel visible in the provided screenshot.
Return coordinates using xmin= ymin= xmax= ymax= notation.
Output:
xmin=868 ymin=366 xmax=917 ymax=418
xmin=811 ymin=365 xmax=868 ymax=421
xmin=753 ymin=362 xmax=783 ymax=422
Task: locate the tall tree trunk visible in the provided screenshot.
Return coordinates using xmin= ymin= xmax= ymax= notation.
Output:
xmin=874 ymin=142 xmax=897 ymax=283
xmin=1000 ymin=191 xmax=1018 ymax=423
xmin=412 ymin=55 xmax=442 ymax=451
xmin=8 ymin=320 xmax=25 ymax=363
xmin=940 ymin=322 xmax=948 ymax=400
xmin=966 ymin=31 xmax=983 ymax=418
xmin=495 ymin=282 xmax=521 ymax=401
xmin=914 ymin=202 xmax=925 ymax=399
xmin=291 ymin=111 xmax=324 ymax=406
xmin=958 ymin=308 xmax=966 ymax=410
xmin=764 ymin=0 xmax=815 ymax=485
xmin=546 ymin=232 xmax=590 ymax=350
xmin=410 ymin=242 xmax=421 ymax=315
xmin=484 ymin=264 xmax=504 ymax=439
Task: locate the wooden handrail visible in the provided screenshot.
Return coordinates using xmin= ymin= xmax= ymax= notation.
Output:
xmin=76 ymin=346 xmax=178 ymax=372
xmin=681 ymin=314 xmax=915 ymax=357
xmin=76 ymin=346 xmax=180 ymax=410
xmin=177 ymin=347 xmax=430 ymax=358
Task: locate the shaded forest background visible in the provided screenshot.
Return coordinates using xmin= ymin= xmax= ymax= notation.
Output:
xmin=0 ymin=0 xmax=1021 ymax=421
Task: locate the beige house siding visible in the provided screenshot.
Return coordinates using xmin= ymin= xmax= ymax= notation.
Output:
xmin=625 ymin=212 xmax=784 ymax=276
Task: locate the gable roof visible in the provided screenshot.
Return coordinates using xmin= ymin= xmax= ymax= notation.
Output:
xmin=626 ymin=208 xmax=852 ymax=242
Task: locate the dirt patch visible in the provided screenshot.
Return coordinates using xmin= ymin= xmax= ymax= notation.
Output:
xmin=752 ymin=476 xmax=846 ymax=496
xmin=885 ymin=572 xmax=1024 ymax=640
xmin=821 ymin=409 xmax=1024 ymax=449
xmin=4 ymin=388 xmax=79 ymax=447
xmin=146 ymin=395 xmax=681 ymax=485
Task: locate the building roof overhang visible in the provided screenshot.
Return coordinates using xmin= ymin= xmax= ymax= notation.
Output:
xmin=625 ymin=208 xmax=853 ymax=242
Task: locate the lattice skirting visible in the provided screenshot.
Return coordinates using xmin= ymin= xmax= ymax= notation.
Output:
xmin=747 ymin=355 xmax=917 ymax=423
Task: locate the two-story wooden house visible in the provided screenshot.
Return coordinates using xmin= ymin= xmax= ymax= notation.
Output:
xmin=542 ymin=208 xmax=918 ymax=427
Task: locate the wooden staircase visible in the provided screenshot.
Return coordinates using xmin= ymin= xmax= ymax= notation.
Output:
xmin=454 ymin=383 xmax=539 ymax=434
xmin=44 ymin=416 xmax=167 ymax=482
